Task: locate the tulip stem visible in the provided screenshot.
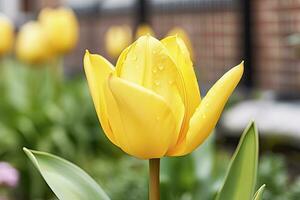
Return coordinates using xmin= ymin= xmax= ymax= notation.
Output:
xmin=149 ymin=158 xmax=160 ymax=200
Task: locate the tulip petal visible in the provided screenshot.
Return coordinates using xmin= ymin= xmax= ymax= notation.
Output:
xmin=161 ymin=36 xmax=201 ymax=144
xmin=166 ymin=28 xmax=195 ymax=60
xmin=168 ymin=62 xmax=244 ymax=156
xmin=83 ymin=51 xmax=119 ymax=146
xmin=104 ymin=76 xmax=177 ymax=159
xmin=116 ymin=35 xmax=185 ymax=148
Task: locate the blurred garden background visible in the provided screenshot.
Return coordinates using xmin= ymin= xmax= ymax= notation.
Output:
xmin=0 ymin=0 xmax=300 ymax=199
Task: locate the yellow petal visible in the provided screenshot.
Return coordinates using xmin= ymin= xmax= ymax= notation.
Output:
xmin=105 ymin=76 xmax=177 ymax=159
xmin=168 ymin=62 xmax=244 ymax=156
xmin=116 ymin=35 xmax=185 ymax=148
xmin=166 ymin=27 xmax=194 ymax=60
xmin=115 ymin=45 xmax=131 ymax=71
xmin=161 ymin=35 xmax=201 ymax=146
xmin=83 ymin=51 xmax=119 ymax=146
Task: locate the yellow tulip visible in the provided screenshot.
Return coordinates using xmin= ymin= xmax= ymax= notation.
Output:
xmin=38 ymin=7 xmax=79 ymax=54
xmin=0 ymin=14 xmax=14 ymax=56
xmin=16 ymin=21 xmax=50 ymax=64
xmin=105 ymin=25 xmax=132 ymax=58
xmin=84 ymin=35 xmax=243 ymax=159
xmin=135 ymin=24 xmax=155 ymax=39
xmin=167 ymin=27 xmax=194 ymax=60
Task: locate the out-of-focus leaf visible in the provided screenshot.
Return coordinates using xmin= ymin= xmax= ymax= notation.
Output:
xmin=253 ymin=185 xmax=266 ymax=200
xmin=257 ymin=154 xmax=287 ymax=199
xmin=23 ymin=148 xmax=110 ymax=200
xmin=215 ymin=121 xmax=259 ymax=200
xmin=161 ymin=155 xmax=196 ymax=199
xmin=193 ymin=133 xmax=215 ymax=180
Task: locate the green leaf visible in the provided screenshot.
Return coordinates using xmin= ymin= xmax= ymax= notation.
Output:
xmin=253 ymin=185 xmax=266 ymax=200
xmin=23 ymin=148 xmax=110 ymax=200
xmin=215 ymin=121 xmax=259 ymax=200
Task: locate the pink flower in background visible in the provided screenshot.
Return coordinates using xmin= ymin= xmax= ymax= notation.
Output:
xmin=0 ymin=162 xmax=19 ymax=187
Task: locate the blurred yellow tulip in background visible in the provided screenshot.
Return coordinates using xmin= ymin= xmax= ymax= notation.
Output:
xmin=38 ymin=7 xmax=79 ymax=55
xmin=105 ymin=25 xmax=132 ymax=58
xmin=16 ymin=21 xmax=50 ymax=64
xmin=0 ymin=13 xmax=14 ymax=56
xmin=135 ymin=24 xmax=155 ymax=39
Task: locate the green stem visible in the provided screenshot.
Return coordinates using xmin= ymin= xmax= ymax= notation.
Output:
xmin=149 ymin=158 xmax=160 ymax=200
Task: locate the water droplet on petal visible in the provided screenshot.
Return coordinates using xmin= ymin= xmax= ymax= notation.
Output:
xmin=154 ymin=80 xmax=160 ymax=86
xmin=168 ymin=80 xmax=174 ymax=85
xmin=132 ymin=54 xmax=137 ymax=61
xmin=158 ymin=65 xmax=164 ymax=71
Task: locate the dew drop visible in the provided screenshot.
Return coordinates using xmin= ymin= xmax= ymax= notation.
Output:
xmin=158 ymin=65 xmax=164 ymax=71
xmin=132 ymin=54 xmax=137 ymax=61
xmin=154 ymin=80 xmax=160 ymax=86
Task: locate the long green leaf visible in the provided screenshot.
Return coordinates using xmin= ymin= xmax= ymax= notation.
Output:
xmin=215 ymin=121 xmax=259 ymax=200
xmin=23 ymin=148 xmax=110 ymax=200
xmin=253 ymin=185 xmax=266 ymax=200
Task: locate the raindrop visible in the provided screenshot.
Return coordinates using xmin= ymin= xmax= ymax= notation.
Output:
xmin=132 ymin=54 xmax=137 ymax=61
xmin=161 ymin=56 xmax=167 ymax=61
xmin=158 ymin=65 xmax=164 ymax=71
xmin=154 ymin=80 xmax=160 ymax=86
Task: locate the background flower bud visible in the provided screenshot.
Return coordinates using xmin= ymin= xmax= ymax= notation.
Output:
xmin=38 ymin=7 xmax=79 ymax=55
xmin=0 ymin=14 xmax=14 ymax=56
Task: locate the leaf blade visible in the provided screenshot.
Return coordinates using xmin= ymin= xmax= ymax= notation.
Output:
xmin=253 ymin=185 xmax=266 ymax=200
xmin=215 ymin=121 xmax=259 ymax=200
xmin=23 ymin=147 xmax=110 ymax=200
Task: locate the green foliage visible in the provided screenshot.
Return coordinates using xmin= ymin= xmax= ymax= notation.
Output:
xmin=253 ymin=185 xmax=266 ymax=200
xmin=216 ymin=122 xmax=258 ymax=200
xmin=24 ymin=148 xmax=110 ymax=200
xmin=257 ymin=154 xmax=300 ymax=200
xmin=0 ymin=59 xmax=121 ymax=199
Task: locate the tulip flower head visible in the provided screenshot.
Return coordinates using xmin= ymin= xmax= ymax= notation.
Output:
xmin=38 ymin=7 xmax=79 ymax=55
xmin=84 ymin=35 xmax=243 ymax=159
xmin=16 ymin=21 xmax=50 ymax=64
xmin=0 ymin=14 xmax=14 ymax=56
xmin=105 ymin=25 xmax=132 ymax=58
